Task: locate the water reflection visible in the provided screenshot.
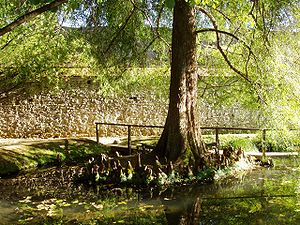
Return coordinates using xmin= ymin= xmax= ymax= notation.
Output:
xmin=0 ymin=157 xmax=299 ymax=224
xmin=160 ymin=157 xmax=300 ymax=225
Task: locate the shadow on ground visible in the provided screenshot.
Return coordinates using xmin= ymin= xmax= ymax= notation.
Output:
xmin=0 ymin=138 xmax=109 ymax=176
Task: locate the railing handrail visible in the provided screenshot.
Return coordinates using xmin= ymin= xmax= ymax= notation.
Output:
xmin=95 ymin=122 xmax=299 ymax=156
xmin=95 ymin=122 xmax=263 ymax=131
xmin=95 ymin=122 xmax=164 ymax=129
xmin=95 ymin=121 xmax=272 ymax=154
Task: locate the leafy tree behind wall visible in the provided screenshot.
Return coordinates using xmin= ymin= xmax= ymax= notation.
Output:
xmin=0 ymin=0 xmax=95 ymax=100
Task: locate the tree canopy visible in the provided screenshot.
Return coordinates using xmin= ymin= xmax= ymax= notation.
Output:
xmin=1 ymin=0 xmax=298 ymax=101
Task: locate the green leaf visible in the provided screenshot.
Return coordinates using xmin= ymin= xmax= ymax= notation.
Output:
xmin=29 ymin=0 xmax=52 ymax=5
xmin=69 ymin=0 xmax=81 ymax=10
xmin=165 ymin=0 xmax=175 ymax=9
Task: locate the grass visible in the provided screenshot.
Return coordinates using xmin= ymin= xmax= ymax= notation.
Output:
xmin=204 ymin=131 xmax=300 ymax=153
xmin=202 ymin=133 xmax=259 ymax=152
xmin=0 ymin=138 xmax=109 ymax=176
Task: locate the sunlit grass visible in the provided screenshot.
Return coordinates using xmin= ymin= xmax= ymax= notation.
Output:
xmin=0 ymin=139 xmax=109 ymax=176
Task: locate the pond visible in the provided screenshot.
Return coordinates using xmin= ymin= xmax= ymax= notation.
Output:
xmin=0 ymin=156 xmax=299 ymax=225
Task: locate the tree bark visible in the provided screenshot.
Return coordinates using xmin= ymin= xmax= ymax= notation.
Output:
xmin=0 ymin=0 xmax=68 ymax=37
xmin=154 ymin=0 xmax=206 ymax=164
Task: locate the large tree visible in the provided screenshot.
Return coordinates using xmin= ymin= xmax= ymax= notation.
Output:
xmin=154 ymin=0 xmax=206 ymax=165
xmin=155 ymin=0 xmax=300 ymax=166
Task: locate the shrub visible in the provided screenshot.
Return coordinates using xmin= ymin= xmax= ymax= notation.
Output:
xmin=253 ymin=130 xmax=300 ymax=152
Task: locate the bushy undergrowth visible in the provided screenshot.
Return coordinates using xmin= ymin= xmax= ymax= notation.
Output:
xmin=220 ymin=134 xmax=259 ymax=152
xmin=202 ymin=131 xmax=300 ymax=152
xmin=130 ymin=132 xmax=300 ymax=153
xmin=253 ymin=130 xmax=300 ymax=152
xmin=0 ymin=139 xmax=110 ymax=176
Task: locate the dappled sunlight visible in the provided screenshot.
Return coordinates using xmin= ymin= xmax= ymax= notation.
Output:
xmin=0 ymin=138 xmax=109 ymax=175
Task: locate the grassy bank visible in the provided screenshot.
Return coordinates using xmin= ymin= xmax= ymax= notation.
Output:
xmin=0 ymin=138 xmax=109 ymax=176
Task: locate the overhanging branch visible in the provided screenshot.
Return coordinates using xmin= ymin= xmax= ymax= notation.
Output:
xmin=1 ymin=37 xmax=14 ymax=50
xmin=197 ymin=7 xmax=252 ymax=83
xmin=197 ymin=7 xmax=264 ymax=103
xmin=195 ymin=28 xmax=256 ymax=62
xmin=0 ymin=0 xmax=68 ymax=37
xmin=196 ymin=28 xmax=238 ymax=38
xmin=104 ymin=5 xmax=137 ymax=54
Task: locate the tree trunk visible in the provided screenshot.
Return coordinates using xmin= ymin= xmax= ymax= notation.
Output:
xmin=154 ymin=0 xmax=206 ymax=164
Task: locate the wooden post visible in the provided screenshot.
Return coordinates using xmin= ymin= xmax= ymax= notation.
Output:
xmin=262 ymin=129 xmax=267 ymax=160
xmin=128 ymin=125 xmax=132 ymax=155
xmin=96 ymin=123 xmax=99 ymax=144
xmin=64 ymin=139 xmax=69 ymax=152
xmin=64 ymin=139 xmax=69 ymax=158
xmin=215 ymin=128 xmax=220 ymax=148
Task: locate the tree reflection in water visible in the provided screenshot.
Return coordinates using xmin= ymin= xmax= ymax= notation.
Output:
xmin=152 ymin=157 xmax=300 ymax=225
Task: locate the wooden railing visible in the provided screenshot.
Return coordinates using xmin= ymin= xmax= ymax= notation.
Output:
xmin=95 ymin=122 xmax=268 ymax=154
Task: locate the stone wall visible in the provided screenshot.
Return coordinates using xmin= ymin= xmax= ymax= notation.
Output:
xmin=0 ymin=78 xmax=260 ymax=138
xmin=0 ymin=89 xmax=168 ymax=138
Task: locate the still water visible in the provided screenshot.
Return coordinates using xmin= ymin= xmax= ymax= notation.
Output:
xmin=0 ymin=157 xmax=299 ymax=224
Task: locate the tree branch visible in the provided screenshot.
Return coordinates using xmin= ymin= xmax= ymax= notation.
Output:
xmin=213 ymin=8 xmax=231 ymax=23
xmin=249 ymin=0 xmax=258 ymax=25
xmin=1 ymin=37 xmax=15 ymax=50
xmin=0 ymin=0 xmax=68 ymax=37
xmin=196 ymin=28 xmax=238 ymax=38
xmin=104 ymin=5 xmax=137 ymax=54
xmin=198 ymin=7 xmax=264 ymax=103
xmin=155 ymin=1 xmax=171 ymax=49
xmin=196 ymin=28 xmax=256 ymax=61
xmin=197 ymin=8 xmax=252 ymax=82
